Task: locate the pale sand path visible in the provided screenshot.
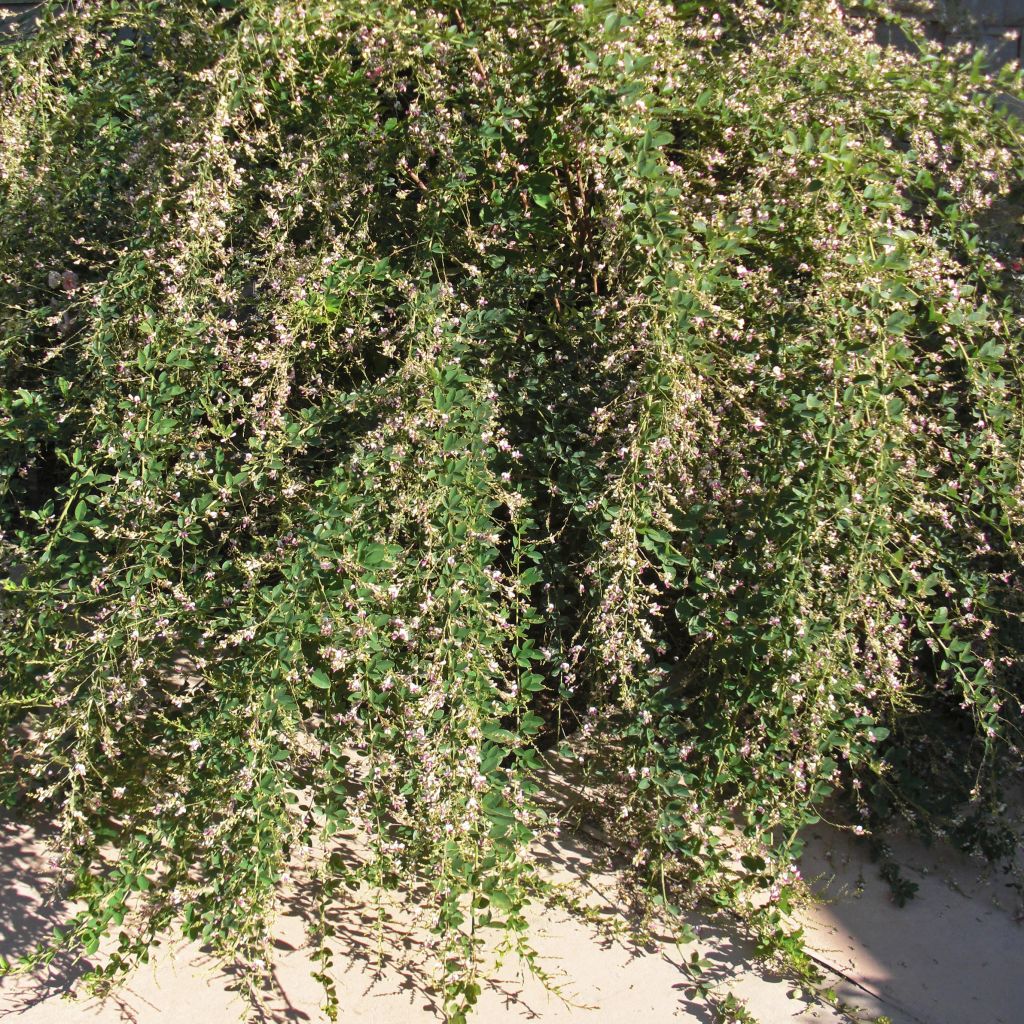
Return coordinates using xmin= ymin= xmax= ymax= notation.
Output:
xmin=800 ymin=823 xmax=1023 ymax=1024
xmin=1 ymin=809 xmax=1019 ymax=1024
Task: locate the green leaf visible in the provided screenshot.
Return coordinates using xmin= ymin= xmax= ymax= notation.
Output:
xmin=488 ymin=890 xmax=513 ymax=912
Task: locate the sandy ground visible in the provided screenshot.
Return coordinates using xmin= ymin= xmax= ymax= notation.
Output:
xmin=800 ymin=823 xmax=1023 ymax=1024
xmin=0 ymin=810 xmax=1020 ymax=1024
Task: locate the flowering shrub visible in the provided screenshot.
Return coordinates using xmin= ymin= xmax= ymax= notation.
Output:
xmin=1 ymin=0 xmax=1022 ymax=1020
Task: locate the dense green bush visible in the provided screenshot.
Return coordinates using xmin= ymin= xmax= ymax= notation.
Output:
xmin=1 ymin=1 xmax=1022 ymax=1019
